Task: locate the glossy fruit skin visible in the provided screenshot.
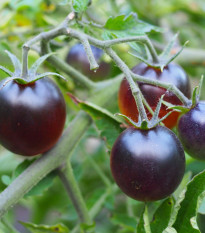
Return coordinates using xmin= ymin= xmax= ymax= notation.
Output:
xmin=118 ymin=63 xmax=191 ymax=129
xmin=177 ymin=101 xmax=205 ymax=160
xmin=0 ymin=77 xmax=66 ymax=156
xmin=110 ymin=126 xmax=185 ymax=201
xmin=66 ymin=43 xmax=111 ymax=80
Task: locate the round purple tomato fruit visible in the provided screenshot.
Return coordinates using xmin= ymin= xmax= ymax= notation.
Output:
xmin=177 ymin=101 xmax=205 ymax=160
xmin=110 ymin=126 xmax=185 ymax=201
xmin=66 ymin=43 xmax=111 ymax=80
xmin=0 ymin=77 xmax=66 ymax=156
xmin=118 ymin=63 xmax=191 ymax=129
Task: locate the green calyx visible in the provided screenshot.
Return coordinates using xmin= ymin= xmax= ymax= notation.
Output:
xmin=116 ymin=95 xmax=171 ymax=130
xmin=130 ymin=33 xmax=188 ymax=70
xmin=0 ymin=50 xmax=66 ymax=85
xmin=163 ymin=75 xmax=204 ymax=113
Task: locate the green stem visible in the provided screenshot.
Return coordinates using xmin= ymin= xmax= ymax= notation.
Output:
xmin=105 ymin=47 xmax=148 ymax=121
xmin=143 ymin=203 xmax=152 ymax=233
xmin=58 ymin=164 xmax=91 ymax=224
xmin=132 ymin=72 xmax=191 ymax=107
xmin=40 ymin=40 xmax=96 ymax=90
xmin=21 ymin=45 xmax=29 ymax=78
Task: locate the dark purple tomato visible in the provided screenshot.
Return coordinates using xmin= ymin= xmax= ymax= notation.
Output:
xmin=66 ymin=43 xmax=111 ymax=80
xmin=110 ymin=126 xmax=185 ymax=201
xmin=177 ymin=101 xmax=205 ymax=160
xmin=0 ymin=77 xmax=66 ymax=156
xmin=118 ymin=63 xmax=191 ymax=129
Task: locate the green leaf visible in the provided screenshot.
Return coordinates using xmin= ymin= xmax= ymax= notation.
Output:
xmin=104 ymin=13 xmax=137 ymax=31
xmin=136 ymin=210 xmax=146 ymax=233
xmin=150 ymin=198 xmax=174 ymax=233
xmin=80 ymin=222 xmax=95 ymax=232
xmin=102 ymin=14 xmax=162 ymax=40
xmin=72 ymin=0 xmax=90 ymax=13
xmin=1 ymin=175 xmax=12 ymax=186
xmin=111 ymin=214 xmax=137 ymax=231
xmin=172 ymin=170 xmax=205 ymax=233
xmin=19 ymin=221 xmax=69 ymax=233
xmin=163 ymin=227 xmax=177 ymax=233
xmin=68 ymin=93 xmax=124 ymax=149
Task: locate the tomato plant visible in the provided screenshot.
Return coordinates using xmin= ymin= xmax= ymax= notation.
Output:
xmin=177 ymin=101 xmax=205 ymax=160
xmin=110 ymin=126 xmax=185 ymax=201
xmin=118 ymin=62 xmax=191 ymax=128
xmin=0 ymin=1 xmax=205 ymax=233
xmin=0 ymin=78 xmax=66 ymax=156
xmin=65 ymin=43 xmax=111 ymax=80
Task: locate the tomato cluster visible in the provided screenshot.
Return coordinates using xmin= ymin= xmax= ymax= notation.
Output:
xmin=112 ymin=61 xmax=205 ymax=201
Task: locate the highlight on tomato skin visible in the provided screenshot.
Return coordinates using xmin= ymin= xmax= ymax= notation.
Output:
xmin=110 ymin=125 xmax=185 ymax=202
xmin=65 ymin=43 xmax=111 ymax=81
xmin=0 ymin=77 xmax=66 ymax=156
xmin=118 ymin=62 xmax=191 ymax=129
xmin=177 ymin=101 xmax=205 ymax=160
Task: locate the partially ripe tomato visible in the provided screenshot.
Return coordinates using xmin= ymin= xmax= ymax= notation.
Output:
xmin=66 ymin=43 xmax=111 ymax=80
xmin=110 ymin=126 xmax=185 ymax=201
xmin=177 ymin=101 xmax=205 ymax=160
xmin=118 ymin=63 xmax=191 ymax=128
xmin=0 ymin=77 xmax=66 ymax=156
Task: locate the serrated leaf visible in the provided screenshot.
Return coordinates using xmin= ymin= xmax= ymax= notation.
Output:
xmin=111 ymin=214 xmax=137 ymax=231
xmin=19 ymin=221 xmax=69 ymax=233
xmin=172 ymin=170 xmax=205 ymax=233
xmin=103 ymin=14 xmax=162 ymax=40
xmin=5 ymin=50 xmax=21 ymax=75
xmin=72 ymin=0 xmax=90 ymax=13
xmin=151 ymin=198 xmax=174 ymax=233
xmin=104 ymin=13 xmax=137 ymax=31
xmin=29 ymin=53 xmax=55 ymax=77
xmin=68 ymin=93 xmax=124 ymax=149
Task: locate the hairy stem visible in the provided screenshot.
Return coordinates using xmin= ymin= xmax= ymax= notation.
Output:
xmin=105 ymin=47 xmax=148 ymax=120
xmin=58 ymin=164 xmax=91 ymax=224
